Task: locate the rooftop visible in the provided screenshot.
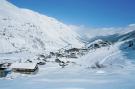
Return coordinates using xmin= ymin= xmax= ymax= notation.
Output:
xmin=11 ymin=63 xmax=37 ymax=69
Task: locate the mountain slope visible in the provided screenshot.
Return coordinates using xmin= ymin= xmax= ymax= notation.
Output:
xmin=0 ymin=0 xmax=83 ymax=54
xmin=0 ymin=0 xmax=135 ymax=70
xmin=75 ymin=28 xmax=135 ymax=69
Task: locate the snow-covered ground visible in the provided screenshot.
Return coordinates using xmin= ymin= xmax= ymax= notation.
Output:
xmin=1 ymin=41 xmax=135 ymax=89
xmin=1 ymin=61 xmax=135 ymax=89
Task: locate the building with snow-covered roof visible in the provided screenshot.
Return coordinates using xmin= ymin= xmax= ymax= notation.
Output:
xmin=11 ymin=63 xmax=38 ymax=74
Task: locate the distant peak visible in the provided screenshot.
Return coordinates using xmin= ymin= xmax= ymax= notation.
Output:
xmin=0 ymin=0 xmax=18 ymax=9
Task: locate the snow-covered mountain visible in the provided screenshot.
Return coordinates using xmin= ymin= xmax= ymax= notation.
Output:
xmin=75 ymin=27 xmax=135 ymax=69
xmin=1 ymin=1 xmax=135 ymax=89
xmin=0 ymin=0 xmax=83 ymax=54
xmin=1 ymin=0 xmax=135 ymax=68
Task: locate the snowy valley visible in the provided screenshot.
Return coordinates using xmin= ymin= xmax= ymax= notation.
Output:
xmin=0 ymin=0 xmax=135 ymax=89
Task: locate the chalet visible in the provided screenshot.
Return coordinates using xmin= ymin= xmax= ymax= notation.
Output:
xmin=66 ymin=53 xmax=78 ymax=58
xmin=11 ymin=63 xmax=38 ymax=74
xmin=0 ymin=64 xmax=9 ymax=77
xmin=65 ymin=48 xmax=80 ymax=53
xmin=37 ymin=54 xmax=50 ymax=61
xmin=0 ymin=64 xmax=3 ymax=68
xmin=50 ymin=52 xmax=55 ymax=56
xmin=79 ymin=48 xmax=88 ymax=53
xmin=0 ymin=68 xmax=6 ymax=77
xmin=37 ymin=54 xmax=46 ymax=60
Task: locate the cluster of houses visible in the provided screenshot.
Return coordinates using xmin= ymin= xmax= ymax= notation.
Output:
xmin=0 ymin=47 xmax=87 ymax=78
xmin=0 ymin=41 xmax=111 ymax=78
xmin=49 ymin=40 xmax=111 ymax=60
xmin=49 ymin=48 xmax=89 ymax=59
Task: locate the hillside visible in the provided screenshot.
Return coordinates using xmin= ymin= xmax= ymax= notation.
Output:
xmin=0 ymin=0 xmax=83 ymax=55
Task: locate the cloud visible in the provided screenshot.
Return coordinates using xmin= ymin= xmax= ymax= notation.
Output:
xmin=128 ymin=23 xmax=135 ymax=27
xmin=74 ymin=23 xmax=135 ymax=40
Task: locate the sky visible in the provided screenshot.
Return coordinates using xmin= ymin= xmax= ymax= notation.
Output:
xmin=8 ymin=0 xmax=135 ymax=27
